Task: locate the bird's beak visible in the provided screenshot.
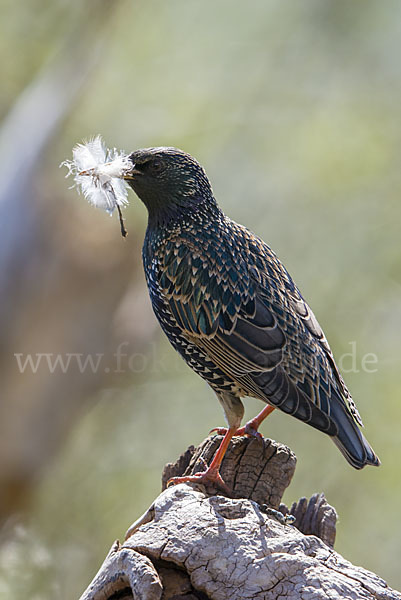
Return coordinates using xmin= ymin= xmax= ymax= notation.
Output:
xmin=122 ymin=165 xmax=141 ymax=180
xmin=122 ymin=155 xmax=143 ymax=180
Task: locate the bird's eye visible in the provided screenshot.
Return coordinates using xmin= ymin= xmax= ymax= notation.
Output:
xmin=149 ymin=159 xmax=163 ymax=174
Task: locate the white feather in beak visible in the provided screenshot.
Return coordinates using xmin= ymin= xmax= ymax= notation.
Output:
xmin=61 ymin=135 xmax=132 ymax=214
xmin=61 ymin=135 xmax=132 ymax=237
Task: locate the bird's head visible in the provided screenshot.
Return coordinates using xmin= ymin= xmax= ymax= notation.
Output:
xmin=124 ymin=147 xmax=217 ymax=226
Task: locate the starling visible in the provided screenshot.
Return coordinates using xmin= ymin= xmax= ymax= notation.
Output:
xmin=123 ymin=147 xmax=380 ymax=487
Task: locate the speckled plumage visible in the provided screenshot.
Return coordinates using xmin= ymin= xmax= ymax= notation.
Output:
xmin=126 ymin=147 xmax=379 ymax=470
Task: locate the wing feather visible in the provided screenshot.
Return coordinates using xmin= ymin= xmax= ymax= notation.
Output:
xmin=157 ymin=221 xmax=360 ymax=437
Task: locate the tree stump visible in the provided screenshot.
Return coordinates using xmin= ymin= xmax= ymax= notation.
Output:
xmin=79 ymin=436 xmax=400 ymax=600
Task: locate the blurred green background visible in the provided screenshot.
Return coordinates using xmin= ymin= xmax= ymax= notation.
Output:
xmin=1 ymin=1 xmax=400 ymax=597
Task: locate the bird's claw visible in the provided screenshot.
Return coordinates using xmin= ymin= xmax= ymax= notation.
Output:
xmin=242 ymin=422 xmax=263 ymax=439
xmin=210 ymin=423 xmax=263 ymax=439
xmin=210 ymin=426 xmax=228 ymax=436
xmin=167 ymin=467 xmax=231 ymax=494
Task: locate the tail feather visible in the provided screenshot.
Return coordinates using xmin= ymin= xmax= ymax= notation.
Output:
xmin=329 ymin=397 xmax=380 ymax=469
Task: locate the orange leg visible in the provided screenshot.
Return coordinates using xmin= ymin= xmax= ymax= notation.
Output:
xmin=212 ymin=404 xmax=275 ymax=438
xmin=167 ymin=405 xmax=275 ymax=491
xmin=167 ymin=425 xmax=237 ymax=492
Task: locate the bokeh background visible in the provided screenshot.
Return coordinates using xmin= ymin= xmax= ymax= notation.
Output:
xmin=1 ymin=1 xmax=400 ymax=597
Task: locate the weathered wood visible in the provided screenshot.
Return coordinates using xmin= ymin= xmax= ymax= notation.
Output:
xmin=280 ymin=493 xmax=338 ymax=549
xmin=79 ymin=436 xmax=401 ymax=600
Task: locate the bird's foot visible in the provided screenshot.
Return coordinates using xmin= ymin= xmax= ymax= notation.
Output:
xmin=210 ymin=420 xmax=262 ymax=439
xmin=167 ymin=466 xmax=231 ymax=494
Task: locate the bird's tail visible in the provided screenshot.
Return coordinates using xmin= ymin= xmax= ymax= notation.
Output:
xmin=330 ymin=398 xmax=380 ymax=469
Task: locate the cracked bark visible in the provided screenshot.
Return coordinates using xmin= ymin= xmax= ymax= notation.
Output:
xmin=79 ymin=436 xmax=400 ymax=600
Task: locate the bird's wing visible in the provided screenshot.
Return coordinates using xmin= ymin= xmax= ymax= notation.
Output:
xmin=159 ymin=232 xmax=256 ymax=339
xmin=235 ymin=222 xmax=364 ymax=426
xmin=159 ymin=221 xmax=362 ymax=435
xmin=288 ymin=292 xmax=363 ymax=427
xmin=156 ymin=218 xmax=378 ymax=468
